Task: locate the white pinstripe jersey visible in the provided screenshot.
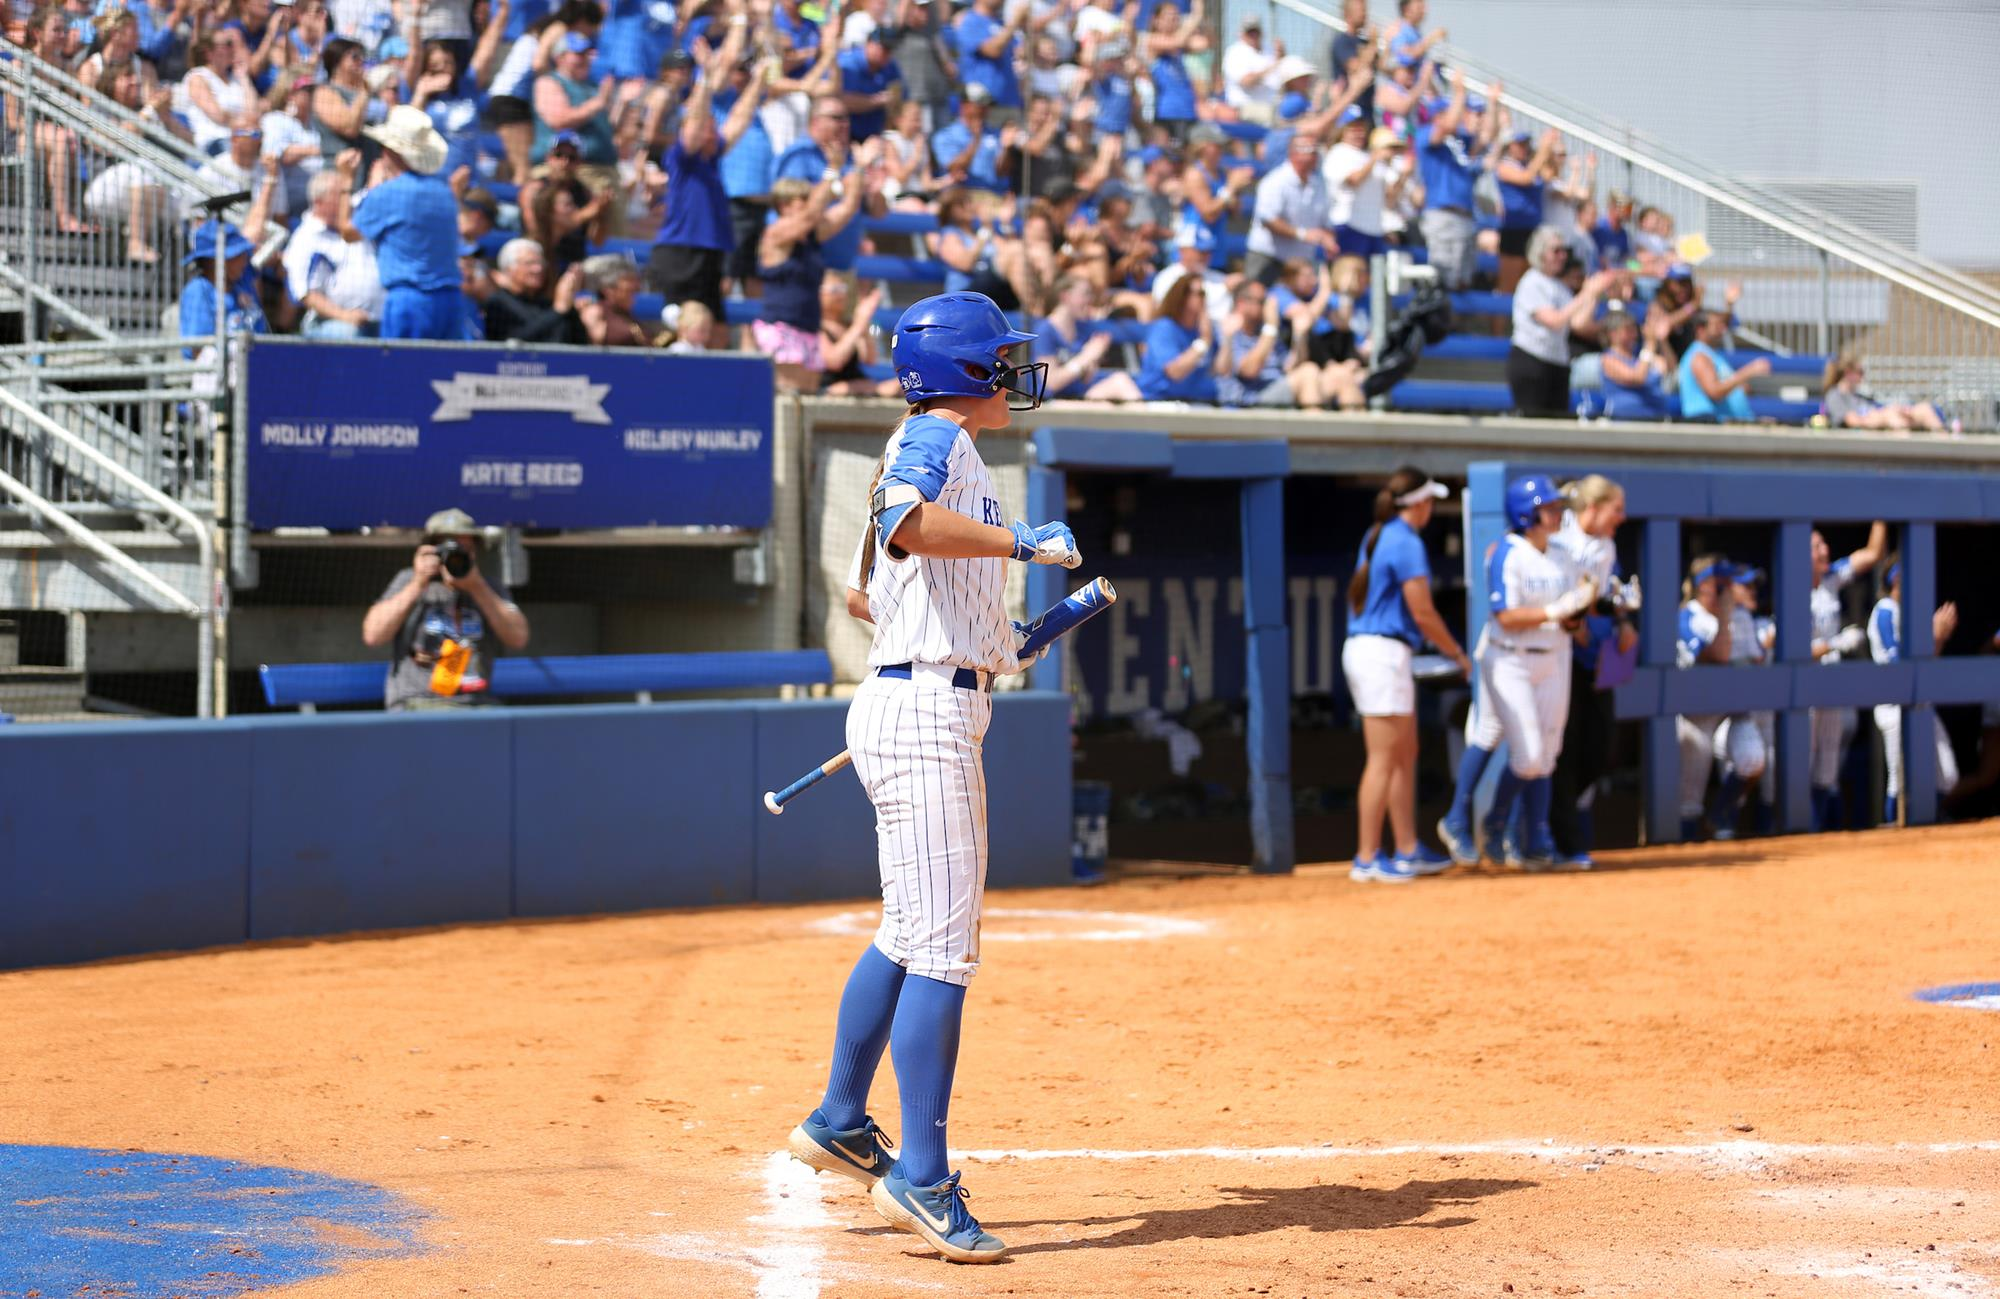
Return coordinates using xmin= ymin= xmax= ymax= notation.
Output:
xmin=1483 ymin=532 xmax=1580 ymax=654
xmin=1550 ymin=512 xmax=1616 ymax=588
xmin=864 ymin=416 xmax=1019 ymax=674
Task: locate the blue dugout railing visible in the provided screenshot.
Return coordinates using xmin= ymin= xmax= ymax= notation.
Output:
xmin=1464 ymin=462 xmax=2000 ymax=840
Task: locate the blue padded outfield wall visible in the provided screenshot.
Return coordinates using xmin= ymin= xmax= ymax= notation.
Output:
xmin=0 ymin=695 xmax=1072 ymax=970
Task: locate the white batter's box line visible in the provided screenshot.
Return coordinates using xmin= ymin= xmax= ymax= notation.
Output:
xmin=805 ymin=907 xmax=1212 ymax=943
xmin=949 ymin=1140 xmax=2000 ymax=1169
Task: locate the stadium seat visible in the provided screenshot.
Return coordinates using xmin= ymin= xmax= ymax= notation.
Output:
xmin=1423 ymin=334 xmax=1512 ymax=363
xmin=1387 ymin=380 xmax=1515 ymax=414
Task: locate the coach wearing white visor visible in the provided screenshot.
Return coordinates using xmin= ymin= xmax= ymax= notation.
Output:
xmin=1342 ymin=467 xmax=1471 ymax=882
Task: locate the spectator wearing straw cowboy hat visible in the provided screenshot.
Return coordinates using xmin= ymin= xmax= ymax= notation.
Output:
xmin=333 ymin=104 xmax=471 ymax=339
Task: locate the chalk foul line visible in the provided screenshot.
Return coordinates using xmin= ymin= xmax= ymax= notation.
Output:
xmin=949 ymin=1139 xmax=2000 ymax=1171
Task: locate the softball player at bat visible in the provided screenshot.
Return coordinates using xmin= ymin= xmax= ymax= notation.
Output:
xmin=787 ymin=292 xmax=1076 ymax=1266
xmin=1674 ymin=556 xmax=1767 ymax=841
xmin=1869 ymin=559 xmax=1960 ymax=822
xmin=1808 ymin=521 xmax=1888 ymax=828
xmin=1341 ymin=466 xmax=1470 ymax=883
xmin=1437 ymin=474 xmax=1599 ymax=871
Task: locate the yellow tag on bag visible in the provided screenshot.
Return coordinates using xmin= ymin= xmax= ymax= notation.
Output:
xmin=429 ymin=638 xmax=472 ymax=696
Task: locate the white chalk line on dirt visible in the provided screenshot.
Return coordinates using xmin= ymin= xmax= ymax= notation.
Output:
xmin=545 ymin=1152 xmax=946 ymax=1297
xmin=949 ymin=1140 xmax=2000 ymax=1170
xmin=806 ymin=907 xmax=1211 ymax=943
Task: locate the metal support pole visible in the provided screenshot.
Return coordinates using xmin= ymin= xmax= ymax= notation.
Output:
xmin=1816 ymin=246 xmax=1832 ymax=358
xmin=1367 ymin=253 xmax=1389 ymax=411
xmin=1240 ymin=475 xmax=1292 ymax=874
xmin=1638 ymin=515 xmax=1681 ymax=844
xmin=1025 ymin=461 xmax=1067 ymax=695
xmin=1771 ymin=520 xmax=1814 ymax=834
xmin=1901 ymin=521 xmax=1939 ymax=825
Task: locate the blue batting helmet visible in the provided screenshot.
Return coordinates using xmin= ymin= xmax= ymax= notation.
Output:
xmin=1504 ymin=473 xmax=1563 ymax=531
xmin=891 ymin=293 xmax=1047 ymax=411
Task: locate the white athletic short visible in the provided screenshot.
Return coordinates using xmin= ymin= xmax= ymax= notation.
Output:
xmin=1342 ymin=634 xmax=1415 ymax=717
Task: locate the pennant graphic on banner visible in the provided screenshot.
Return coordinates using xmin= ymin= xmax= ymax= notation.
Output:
xmin=430 ymin=372 xmax=613 ymax=423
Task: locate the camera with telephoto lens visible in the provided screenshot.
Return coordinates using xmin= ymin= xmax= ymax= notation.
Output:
xmin=432 ymin=538 xmax=473 ymax=581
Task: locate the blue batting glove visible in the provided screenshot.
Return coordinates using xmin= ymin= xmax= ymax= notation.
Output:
xmin=1008 ymin=519 xmax=1081 ymax=568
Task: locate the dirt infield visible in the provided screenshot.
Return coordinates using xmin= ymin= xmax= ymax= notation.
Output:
xmin=4 ymin=823 xmax=1998 ymax=1297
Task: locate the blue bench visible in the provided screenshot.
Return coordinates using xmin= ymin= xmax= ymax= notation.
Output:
xmin=260 ymin=650 xmax=834 ymax=711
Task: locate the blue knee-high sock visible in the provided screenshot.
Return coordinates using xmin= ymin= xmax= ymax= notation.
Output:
xmin=1522 ymin=776 xmax=1553 ymax=847
xmin=1711 ymin=773 xmax=1746 ymax=828
xmin=1485 ymin=766 xmax=1526 ymax=837
xmin=1448 ymin=745 xmax=1495 ymax=827
xmin=890 ymin=974 xmax=965 ymax=1187
xmin=815 ymin=945 xmax=908 ymax=1132
xmin=1884 ymin=793 xmax=1898 ymax=824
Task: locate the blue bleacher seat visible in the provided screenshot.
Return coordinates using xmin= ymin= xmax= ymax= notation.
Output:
xmin=1423 ymin=334 xmax=1511 ymax=363
xmin=1387 ymin=380 xmax=1514 ymax=414
xmin=260 ymin=650 xmax=834 ymax=710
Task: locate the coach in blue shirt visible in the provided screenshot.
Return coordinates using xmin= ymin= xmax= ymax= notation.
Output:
xmin=1341 ymin=468 xmax=1467 ymax=877
xmin=335 ymin=106 xmax=468 ymax=340
xmin=1415 ymin=73 xmax=1495 ymax=291
xmin=837 ymin=31 xmax=902 ymax=142
xmin=771 ymin=96 xmax=885 ymax=274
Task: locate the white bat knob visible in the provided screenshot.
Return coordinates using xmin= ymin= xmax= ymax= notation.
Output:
xmin=763 ymin=791 xmax=784 ymax=815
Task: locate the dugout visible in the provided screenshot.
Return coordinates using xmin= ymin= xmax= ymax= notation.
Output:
xmin=796 ymin=397 xmax=2000 ymax=872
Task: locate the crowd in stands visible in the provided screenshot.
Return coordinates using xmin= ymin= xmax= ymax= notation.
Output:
xmin=0 ymin=0 xmax=1959 ymax=428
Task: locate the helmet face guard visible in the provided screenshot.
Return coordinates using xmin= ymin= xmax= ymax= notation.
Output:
xmin=994 ymin=353 xmax=1049 ymax=412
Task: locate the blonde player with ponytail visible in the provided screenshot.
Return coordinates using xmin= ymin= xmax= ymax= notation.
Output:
xmin=1341 ymin=466 xmax=1472 ymax=882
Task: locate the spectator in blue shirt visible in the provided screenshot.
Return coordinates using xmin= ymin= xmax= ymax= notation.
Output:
xmin=1136 ymin=275 xmax=1219 ymax=403
xmin=1143 ymin=0 xmax=1201 ymax=136
xmin=334 ymin=106 xmax=472 ymax=339
xmin=931 ymin=86 xmax=1010 ymax=191
xmin=223 ymin=0 xmax=292 ymax=95
xmin=771 ymin=0 xmax=821 ymax=73
xmin=648 ymin=21 xmax=765 ymax=319
xmin=953 ymin=0 xmax=1025 ymax=112
xmin=178 ymin=221 xmax=269 ymax=357
xmin=1678 ymin=310 xmax=1767 ymax=423
xmin=836 ymin=30 xmax=902 ymax=141
xmin=1492 ymin=127 xmax=1554 ymax=292
xmin=771 ymin=96 xmax=886 ymax=274
xmin=1593 ymin=188 xmax=1634 ymax=269
xmin=596 ymin=0 xmax=678 ymax=81
xmin=1597 ymin=310 xmax=1676 ymax=421
xmin=1415 ymin=70 xmax=1497 ymax=290
xmin=1388 ymin=0 xmax=1444 ymax=70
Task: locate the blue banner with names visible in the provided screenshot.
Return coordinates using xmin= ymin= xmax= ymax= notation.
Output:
xmin=243 ymin=340 xmax=775 ymax=529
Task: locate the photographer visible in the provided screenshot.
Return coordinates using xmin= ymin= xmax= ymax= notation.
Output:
xmin=361 ymin=509 xmax=530 ymax=711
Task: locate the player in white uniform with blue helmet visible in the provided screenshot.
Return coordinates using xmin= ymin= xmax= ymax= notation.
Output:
xmin=1807 ymin=522 xmax=1888 ymax=828
xmin=1868 ymin=559 xmax=1960 ymax=822
xmin=786 ymin=293 xmax=1079 ymax=1265
xmin=1437 ymin=475 xmax=1599 ymax=870
xmin=1674 ymin=556 xmax=1767 ymax=839
xmin=1729 ymin=566 xmax=1780 ymax=834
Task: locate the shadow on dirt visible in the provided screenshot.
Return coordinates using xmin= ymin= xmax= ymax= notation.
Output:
xmin=850 ymin=1176 xmax=1537 ymax=1256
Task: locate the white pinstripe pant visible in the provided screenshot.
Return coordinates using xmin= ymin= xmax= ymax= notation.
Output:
xmin=847 ymin=674 xmax=993 ymax=987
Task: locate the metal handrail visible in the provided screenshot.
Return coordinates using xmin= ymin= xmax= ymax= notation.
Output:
xmin=0 ymin=46 xmax=214 ymax=180
xmin=0 ymin=387 xmax=215 ymax=713
xmin=1428 ymin=41 xmax=2000 ymax=315
xmin=1266 ymin=0 xmax=2000 ymax=322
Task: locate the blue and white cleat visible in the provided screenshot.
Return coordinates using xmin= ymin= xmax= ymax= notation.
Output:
xmin=1372 ymin=855 xmax=1422 ymax=884
xmin=1349 ymin=852 xmax=1386 ymax=883
xmin=1516 ymin=833 xmax=1560 ymax=872
xmin=1493 ymin=828 xmax=1524 ymax=868
xmin=788 ymin=1112 xmax=896 ymax=1187
xmin=870 ymin=1167 xmax=1008 ymax=1263
xmin=1405 ymin=843 xmax=1454 ymax=876
xmin=1436 ymin=817 xmax=1480 ymax=867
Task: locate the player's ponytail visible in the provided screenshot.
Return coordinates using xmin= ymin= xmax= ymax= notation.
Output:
xmin=1348 ymin=465 xmax=1431 ymax=616
xmin=857 ymin=416 xmax=914 ymax=594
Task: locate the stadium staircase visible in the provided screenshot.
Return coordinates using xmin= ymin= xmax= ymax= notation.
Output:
xmin=0 ymin=50 xmax=234 ymax=716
